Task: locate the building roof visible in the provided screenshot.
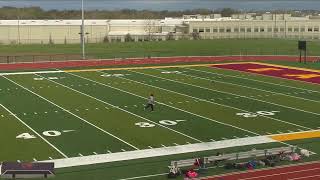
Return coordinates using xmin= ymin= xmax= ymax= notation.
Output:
xmin=0 ymin=19 xmax=185 ymax=26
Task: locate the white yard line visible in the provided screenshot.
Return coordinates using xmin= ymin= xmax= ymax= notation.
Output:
xmin=179 ymin=68 xmax=320 ymax=104
xmin=43 ymin=136 xmax=276 ymax=168
xmin=184 ymin=67 xmax=320 ymax=94
xmin=128 ymin=70 xmax=311 ymax=131
xmin=117 ymin=173 xmax=168 ymax=180
xmin=3 ymin=75 xmax=139 ymax=150
xmin=0 ymin=70 xmax=63 ymax=76
xmin=153 ymin=68 xmax=320 ymax=117
xmin=37 ymin=73 xmax=202 ymax=143
xmin=93 ymin=73 xmax=315 ymax=157
xmin=0 ymin=103 xmax=68 ymax=158
xmin=69 ymin=71 xmax=261 ymax=136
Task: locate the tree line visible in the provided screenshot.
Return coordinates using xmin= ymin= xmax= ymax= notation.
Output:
xmin=0 ymin=6 xmax=235 ymax=19
xmin=0 ymin=6 xmax=319 ymax=20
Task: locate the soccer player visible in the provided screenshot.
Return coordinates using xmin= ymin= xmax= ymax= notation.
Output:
xmin=144 ymin=94 xmax=155 ymax=111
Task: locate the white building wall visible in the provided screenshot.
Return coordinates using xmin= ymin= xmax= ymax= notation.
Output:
xmin=0 ymin=17 xmax=319 ymax=44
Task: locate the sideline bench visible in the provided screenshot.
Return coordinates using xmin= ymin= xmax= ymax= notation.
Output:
xmin=169 ymin=146 xmax=296 ymax=168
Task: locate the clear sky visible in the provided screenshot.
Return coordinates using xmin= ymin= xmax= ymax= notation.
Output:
xmin=0 ymin=0 xmax=319 ymax=11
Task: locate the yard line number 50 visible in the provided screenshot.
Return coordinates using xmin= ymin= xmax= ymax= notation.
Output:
xmin=236 ymin=111 xmax=279 ymax=118
xmin=135 ymin=120 xmax=186 ymax=128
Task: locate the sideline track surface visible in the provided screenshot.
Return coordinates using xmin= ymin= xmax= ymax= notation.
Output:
xmin=202 ymin=161 xmax=320 ymax=180
xmin=0 ymin=55 xmax=319 ymax=70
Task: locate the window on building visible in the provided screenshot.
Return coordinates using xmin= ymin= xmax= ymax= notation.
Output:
xmin=193 ymin=29 xmax=198 ymax=33
xmin=212 ymin=28 xmax=218 ymax=33
xmin=280 ymin=27 xmax=285 ymax=32
xmin=254 ymin=27 xmax=259 ymax=32
xmin=260 ymin=27 xmax=265 ymax=32
xmin=314 ymin=27 xmax=319 ymax=32
xmin=308 ymin=27 xmax=313 ymax=32
xmin=300 ymin=28 xmax=305 ymax=32
xmin=274 ymin=27 xmax=279 ymax=32
xmin=205 ymin=28 xmax=211 ymax=33
xmin=294 ymin=27 xmax=299 ymax=32
xmin=219 ymin=28 xmax=225 ymax=32
xmin=267 ymin=27 xmax=273 ymax=32
xmin=116 ymin=38 xmax=122 ymax=42
xmin=199 ymin=28 xmax=204 ymax=33
xmin=240 ymin=27 xmax=246 ymax=32
xmin=226 ymin=28 xmax=231 ymax=32
xmin=288 ymin=27 xmax=293 ymax=32
xmin=247 ymin=27 xmax=252 ymax=32
xmin=234 ymin=28 xmax=239 ymax=32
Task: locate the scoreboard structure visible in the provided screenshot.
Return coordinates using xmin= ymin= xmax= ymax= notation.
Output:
xmin=298 ymin=40 xmax=307 ymax=63
xmin=0 ymin=162 xmax=54 ymax=179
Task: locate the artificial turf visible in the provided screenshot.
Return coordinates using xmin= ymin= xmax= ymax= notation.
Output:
xmin=0 ymin=60 xmax=319 ymax=179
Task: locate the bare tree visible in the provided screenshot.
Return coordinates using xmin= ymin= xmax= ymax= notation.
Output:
xmin=191 ymin=32 xmax=201 ymax=40
xmin=144 ymin=18 xmax=157 ymax=41
xmin=166 ymin=32 xmax=175 ymax=41
xmin=125 ymin=33 xmax=134 ymax=42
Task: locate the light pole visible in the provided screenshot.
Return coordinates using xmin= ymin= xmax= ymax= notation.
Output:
xmin=17 ymin=16 xmax=21 ymax=44
xmin=81 ymin=0 xmax=86 ymax=59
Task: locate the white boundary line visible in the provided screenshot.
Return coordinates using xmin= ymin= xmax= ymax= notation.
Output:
xmin=2 ymin=75 xmax=140 ymax=150
xmin=117 ymin=172 xmax=168 ymax=180
xmin=0 ymin=70 xmax=63 ymax=76
xmin=68 ymin=71 xmax=260 ymax=136
xmin=128 ymin=70 xmax=312 ymax=131
xmin=0 ymin=103 xmax=68 ymax=158
xmin=180 ymin=67 xmax=320 ymax=104
xmin=184 ymin=67 xmax=320 ymax=94
xmin=43 ymin=136 xmax=276 ymax=168
xmin=150 ymin=68 xmax=320 ymax=117
xmin=35 ymin=73 xmax=202 ymax=143
xmin=267 ymin=129 xmax=320 ymax=137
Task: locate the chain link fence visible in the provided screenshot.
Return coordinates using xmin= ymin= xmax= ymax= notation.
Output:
xmin=0 ymin=48 xmax=319 ymax=64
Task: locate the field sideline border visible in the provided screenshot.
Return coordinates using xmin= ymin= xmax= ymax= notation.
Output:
xmin=0 ymin=60 xmax=319 ymax=76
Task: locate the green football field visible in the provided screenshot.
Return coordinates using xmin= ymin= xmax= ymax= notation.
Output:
xmin=0 ymin=61 xmax=320 ymax=179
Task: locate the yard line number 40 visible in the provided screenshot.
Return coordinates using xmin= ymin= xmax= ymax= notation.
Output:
xmin=16 ymin=130 xmax=74 ymax=140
